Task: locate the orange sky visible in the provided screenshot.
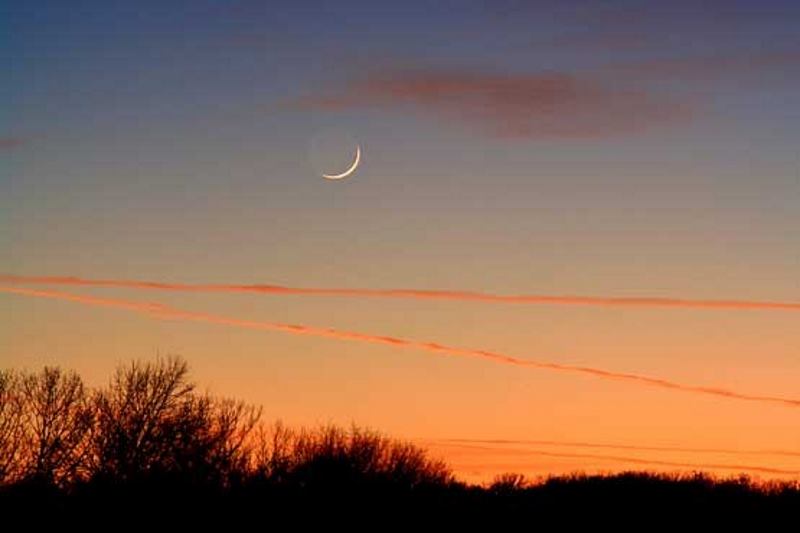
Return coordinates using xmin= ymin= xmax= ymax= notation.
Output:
xmin=2 ymin=277 xmax=799 ymax=483
xmin=3 ymin=1 xmax=800 ymax=485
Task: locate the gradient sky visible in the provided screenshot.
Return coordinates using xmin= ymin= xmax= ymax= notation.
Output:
xmin=2 ymin=1 xmax=799 ymax=483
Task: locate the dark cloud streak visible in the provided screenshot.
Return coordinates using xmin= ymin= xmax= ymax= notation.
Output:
xmin=0 ymin=137 xmax=29 ymax=151
xmin=295 ymin=68 xmax=695 ymax=139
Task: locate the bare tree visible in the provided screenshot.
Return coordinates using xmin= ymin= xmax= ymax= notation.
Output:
xmin=90 ymin=356 xmax=260 ymax=485
xmin=204 ymin=397 xmax=261 ymax=485
xmin=0 ymin=371 xmax=25 ymax=484
xmin=252 ymin=420 xmax=296 ymax=481
xmin=91 ymin=357 xmax=195 ymax=480
xmin=16 ymin=367 xmax=93 ymax=486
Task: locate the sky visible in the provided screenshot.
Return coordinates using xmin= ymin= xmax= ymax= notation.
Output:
xmin=2 ymin=0 xmax=799 ymax=483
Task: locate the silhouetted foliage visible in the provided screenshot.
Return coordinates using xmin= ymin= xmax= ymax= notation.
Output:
xmin=89 ymin=357 xmax=260 ymax=487
xmin=251 ymin=422 xmax=453 ymax=490
xmin=0 ymin=371 xmax=24 ymax=484
xmin=0 ymin=367 xmax=93 ymax=486
xmin=1 ymin=357 xmax=799 ymax=525
xmin=91 ymin=357 xmax=189 ymax=480
xmin=490 ymin=472 xmax=529 ymax=493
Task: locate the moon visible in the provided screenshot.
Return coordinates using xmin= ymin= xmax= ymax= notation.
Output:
xmin=322 ymin=145 xmax=361 ymax=180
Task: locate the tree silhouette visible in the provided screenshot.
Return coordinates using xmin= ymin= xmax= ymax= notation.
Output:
xmin=90 ymin=356 xmax=260 ymax=486
xmin=15 ymin=367 xmax=93 ymax=486
xmin=90 ymin=357 xmax=195 ymax=482
xmin=0 ymin=371 xmax=24 ymax=484
xmin=2 ymin=357 xmax=799 ymax=524
xmin=203 ymin=397 xmax=262 ymax=486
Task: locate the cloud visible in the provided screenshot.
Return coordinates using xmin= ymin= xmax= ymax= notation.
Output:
xmin=3 ymin=274 xmax=799 ymax=312
xmin=294 ymin=68 xmax=694 ymax=139
xmin=0 ymin=137 xmax=28 ymax=151
xmin=3 ymin=285 xmax=800 ymax=409
xmin=423 ymin=438 xmax=800 ymax=458
xmin=431 ymin=442 xmax=800 ymax=476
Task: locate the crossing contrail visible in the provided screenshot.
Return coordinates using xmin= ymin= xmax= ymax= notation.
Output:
xmin=3 ymin=274 xmax=800 ymax=312
xmin=3 ymin=285 xmax=799 ymax=409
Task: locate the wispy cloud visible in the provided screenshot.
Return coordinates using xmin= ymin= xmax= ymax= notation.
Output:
xmin=434 ymin=442 xmax=800 ymax=476
xmin=293 ymin=68 xmax=694 ymax=139
xmin=420 ymin=438 xmax=800 ymax=458
xmin=292 ymin=44 xmax=800 ymax=139
xmin=3 ymin=285 xmax=800 ymax=409
xmin=0 ymin=137 xmax=29 ymax=151
xmin=3 ymin=275 xmax=799 ymax=312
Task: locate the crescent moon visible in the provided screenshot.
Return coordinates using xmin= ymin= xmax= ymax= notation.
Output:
xmin=322 ymin=145 xmax=361 ymax=180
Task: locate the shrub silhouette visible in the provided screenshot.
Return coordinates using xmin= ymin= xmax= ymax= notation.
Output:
xmin=490 ymin=472 xmax=529 ymax=493
xmin=252 ymin=423 xmax=453 ymax=490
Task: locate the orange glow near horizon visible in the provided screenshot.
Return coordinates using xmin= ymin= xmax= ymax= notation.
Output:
xmin=2 ymin=281 xmax=800 ymax=483
xmin=417 ymin=440 xmax=800 ymax=480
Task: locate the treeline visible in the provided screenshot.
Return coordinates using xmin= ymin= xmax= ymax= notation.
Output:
xmin=0 ymin=357 xmax=450 ymax=490
xmin=1 ymin=357 xmax=799 ymax=524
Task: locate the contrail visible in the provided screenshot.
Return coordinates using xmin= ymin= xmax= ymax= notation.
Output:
xmin=3 ymin=285 xmax=800 ymax=408
xmin=3 ymin=274 xmax=800 ymax=312
xmin=438 ymin=443 xmax=800 ymax=476
xmin=417 ymin=438 xmax=800 ymax=458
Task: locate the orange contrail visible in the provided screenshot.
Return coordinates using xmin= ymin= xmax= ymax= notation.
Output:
xmin=3 ymin=285 xmax=800 ymax=408
xmin=439 ymin=444 xmax=800 ymax=476
xmin=418 ymin=438 xmax=800 ymax=458
xmin=3 ymin=274 xmax=800 ymax=312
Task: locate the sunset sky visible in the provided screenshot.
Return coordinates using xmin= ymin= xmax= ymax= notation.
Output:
xmin=2 ymin=1 xmax=799 ymax=483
